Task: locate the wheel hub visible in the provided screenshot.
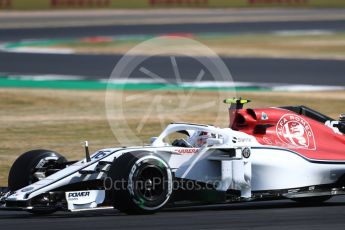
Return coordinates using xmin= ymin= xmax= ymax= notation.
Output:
xmin=137 ymin=165 xmax=165 ymax=201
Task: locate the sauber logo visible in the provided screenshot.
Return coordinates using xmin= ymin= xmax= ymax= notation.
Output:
xmin=276 ymin=114 xmax=316 ymax=150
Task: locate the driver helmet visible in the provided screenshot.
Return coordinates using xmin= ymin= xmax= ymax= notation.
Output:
xmin=192 ymin=131 xmax=213 ymax=147
xmin=340 ymin=114 xmax=345 ymax=122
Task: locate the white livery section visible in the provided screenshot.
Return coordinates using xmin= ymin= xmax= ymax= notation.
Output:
xmin=66 ymin=190 xmax=105 ymax=211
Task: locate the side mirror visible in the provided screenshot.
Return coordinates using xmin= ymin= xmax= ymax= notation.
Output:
xmin=207 ymin=138 xmax=223 ymax=146
xmin=337 ymin=122 xmax=345 ymax=134
xmin=150 ymin=137 xmax=158 ymax=144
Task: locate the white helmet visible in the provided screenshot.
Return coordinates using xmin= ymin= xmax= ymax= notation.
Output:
xmin=188 ymin=131 xmax=213 ymax=147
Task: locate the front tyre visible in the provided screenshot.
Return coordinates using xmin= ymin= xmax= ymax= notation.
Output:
xmin=8 ymin=149 xmax=67 ymax=215
xmin=8 ymin=149 xmax=67 ymax=191
xmin=106 ymin=152 xmax=173 ymax=215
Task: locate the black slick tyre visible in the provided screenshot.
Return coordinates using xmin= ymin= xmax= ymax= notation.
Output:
xmin=106 ymin=152 xmax=173 ymax=215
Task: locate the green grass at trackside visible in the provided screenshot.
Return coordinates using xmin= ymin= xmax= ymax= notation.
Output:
xmin=2 ymin=0 xmax=345 ymax=10
xmin=0 ymin=77 xmax=267 ymax=91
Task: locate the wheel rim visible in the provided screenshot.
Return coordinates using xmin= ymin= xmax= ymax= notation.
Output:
xmin=136 ymin=165 xmax=165 ymax=201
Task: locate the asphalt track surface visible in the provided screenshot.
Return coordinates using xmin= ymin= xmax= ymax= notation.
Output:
xmin=1 ymin=52 xmax=345 ymax=85
xmin=1 ymin=197 xmax=345 ymax=230
xmin=1 ymin=20 xmax=345 ymax=41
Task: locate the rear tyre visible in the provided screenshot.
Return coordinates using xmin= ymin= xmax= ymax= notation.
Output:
xmin=292 ymin=196 xmax=331 ymax=204
xmin=106 ymin=152 xmax=173 ymax=215
xmin=8 ymin=149 xmax=67 ymax=215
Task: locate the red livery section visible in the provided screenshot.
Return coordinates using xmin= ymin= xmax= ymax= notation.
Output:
xmin=231 ymin=106 xmax=345 ymax=161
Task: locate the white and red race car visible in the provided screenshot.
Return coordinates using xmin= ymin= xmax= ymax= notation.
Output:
xmin=0 ymin=99 xmax=345 ymax=215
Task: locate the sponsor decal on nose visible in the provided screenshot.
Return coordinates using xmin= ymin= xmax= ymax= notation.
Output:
xmin=68 ymin=191 xmax=90 ymax=198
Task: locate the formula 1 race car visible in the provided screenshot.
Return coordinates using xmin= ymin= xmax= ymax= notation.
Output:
xmin=1 ymin=99 xmax=345 ymax=215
